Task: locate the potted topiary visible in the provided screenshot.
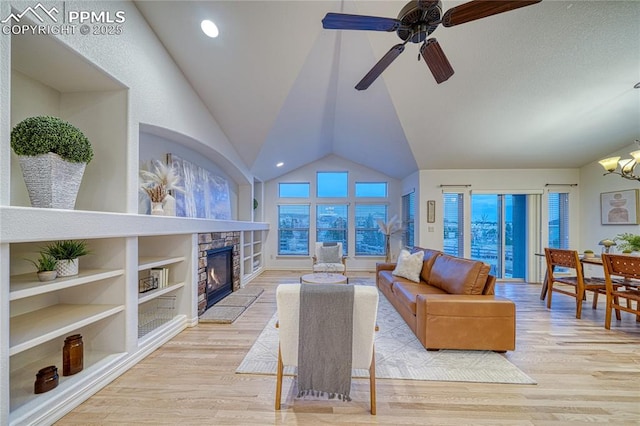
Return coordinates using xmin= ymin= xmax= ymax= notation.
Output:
xmin=44 ymin=240 xmax=90 ymax=277
xmin=27 ymin=253 xmax=59 ymax=282
xmin=583 ymin=249 xmax=595 ymax=258
xmin=11 ymin=116 xmax=94 ymax=209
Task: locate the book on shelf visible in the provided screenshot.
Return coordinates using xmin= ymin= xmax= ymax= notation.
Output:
xmin=149 ymin=267 xmax=170 ymax=289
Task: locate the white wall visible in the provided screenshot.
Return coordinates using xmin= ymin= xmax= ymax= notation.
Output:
xmin=264 ymin=154 xmax=402 ymax=271
xmin=579 ymin=142 xmax=640 ymax=251
xmin=28 ymin=0 xmax=254 ymax=211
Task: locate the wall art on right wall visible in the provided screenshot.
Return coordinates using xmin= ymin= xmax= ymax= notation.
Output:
xmin=600 ymin=189 xmax=640 ymax=225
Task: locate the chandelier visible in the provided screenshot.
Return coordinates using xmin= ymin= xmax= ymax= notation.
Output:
xmin=598 ymin=140 xmax=640 ymax=182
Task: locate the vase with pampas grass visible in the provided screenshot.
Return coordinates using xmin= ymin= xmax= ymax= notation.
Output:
xmin=140 ymin=159 xmax=184 ymax=216
xmin=376 ymin=214 xmax=402 ymax=263
xmin=142 ymin=183 xmax=167 ymax=215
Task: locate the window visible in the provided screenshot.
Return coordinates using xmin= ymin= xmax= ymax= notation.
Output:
xmin=443 ymin=193 xmax=464 ymax=256
xmin=278 ymin=205 xmax=310 ymax=255
xmin=355 ymin=182 xmax=387 ymax=197
xmin=402 ymin=192 xmax=415 ymax=248
xmin=355 ymin=204 xmax=386 ymax=255
xmin=316 ymin=204 xmax=348 ymax=249
xmin=279 ymin=182 xmax=310 ymax=198
xmin=548 ymin=192 xmax=569 ymax=249
xmin=317 ymin=172 xmax=348 ymax=197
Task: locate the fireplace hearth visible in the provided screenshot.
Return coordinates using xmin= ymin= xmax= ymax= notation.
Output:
xmin=205 ymin=246 xmax=233 ymax=310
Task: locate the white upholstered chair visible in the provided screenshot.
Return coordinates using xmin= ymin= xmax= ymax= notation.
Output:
xmin=311 ymin=242 xmax=347 ymax=273
xmin=275 ymin=283 xmax=379 ymax=414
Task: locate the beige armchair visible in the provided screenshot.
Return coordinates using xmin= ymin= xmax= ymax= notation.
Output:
xmin=275 ymin=283 xmax=379 ymax=414
xmin=312 ymin=242 xmax=347 ymax=273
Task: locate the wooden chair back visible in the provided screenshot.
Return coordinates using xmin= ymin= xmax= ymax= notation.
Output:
xmin=544 ymin=248 xmax=604 ymax=319
xmin=601 ymin=254 xmax=640 ymax=329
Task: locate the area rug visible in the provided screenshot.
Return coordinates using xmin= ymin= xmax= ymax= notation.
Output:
xmin=199 ymin=287 xmax=264 ymax=324
xmin=236 ymin=289 xmax=536 ymax=384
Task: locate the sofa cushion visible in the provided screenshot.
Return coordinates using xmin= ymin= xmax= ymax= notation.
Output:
xmin=317 ymin=244 xmax=340 ymax=263
xmin=428 ymin=254 xmax=490 ymax=295
xmin=377 ymin=270 xmax=395 ymax=294
xmin=418 ymin=248 xmax=442 ymax=283
xmin=392 ymin=249 xmax=424 ymax=282
xmin=393 ymin=280 xmax=447 ymax=314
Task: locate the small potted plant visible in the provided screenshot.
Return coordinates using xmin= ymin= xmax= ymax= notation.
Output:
xmin=44 ymin=240 xmax=90 ymax=277
xmin=27 ymin=253 xmax=58 ymax=282
xmin=11 ymin=116 xmax=93 ymax=209
xmin=615 ymin=233 xmax=640 ymax=255
xmin=583 ymin=249 xmax=595 ymax=258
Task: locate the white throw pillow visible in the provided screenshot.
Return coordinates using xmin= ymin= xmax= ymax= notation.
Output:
xmin=392 ymin=249 xmax=424 ymax=282
xmin=317 ymin=245 xmax=340 ymax=264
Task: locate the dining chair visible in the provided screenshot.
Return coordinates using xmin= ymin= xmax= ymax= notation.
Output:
xmin=601 ymin=253 xmax=640 ymax=329
xmin=544 ymin=248 xmax=608 ymax=319
xmin=275 ymin=283 xmax=379 ymax=414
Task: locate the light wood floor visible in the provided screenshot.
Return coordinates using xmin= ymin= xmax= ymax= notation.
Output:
xmin=57 ymin=271 xmax=640 ymax=425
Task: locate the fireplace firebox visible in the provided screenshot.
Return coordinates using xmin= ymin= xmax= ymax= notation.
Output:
xmin=205 ymin=246 xmax=233 ymax=310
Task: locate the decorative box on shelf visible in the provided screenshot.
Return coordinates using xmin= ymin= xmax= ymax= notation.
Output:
xmin=138 ymin=276 xmax=158 ymax=293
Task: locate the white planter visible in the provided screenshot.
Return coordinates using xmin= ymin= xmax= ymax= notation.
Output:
xmin=151 ymin=202 xmax=164 ymax=215
xmin=56 ymin=258 xmax=79 ymax=277
xmin=18 ymin=153 xmax=86 ymax=209
xmin=37 ymin=271 xmax=57 ymax=282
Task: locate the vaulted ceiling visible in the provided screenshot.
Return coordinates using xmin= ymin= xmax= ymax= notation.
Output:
xmin=135 ymin=1 xmax=640 ymax=181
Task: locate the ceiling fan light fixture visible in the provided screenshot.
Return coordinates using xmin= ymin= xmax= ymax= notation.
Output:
xmin=201 ymin=19 xmax=219 ymax=38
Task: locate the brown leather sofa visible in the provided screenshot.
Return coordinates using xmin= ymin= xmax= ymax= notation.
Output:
xmin=376 ymin=247 xmax=516 ymax=352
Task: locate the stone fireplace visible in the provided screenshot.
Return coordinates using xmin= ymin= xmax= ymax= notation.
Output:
xmin=197 ymin=232 xmax=240 ymax=316
xmin=205 ymin=246 xmax=233 ymax=310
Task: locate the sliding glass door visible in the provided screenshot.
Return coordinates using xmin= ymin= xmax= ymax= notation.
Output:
xmin=471 ymin=194 xmax=527 ymax=279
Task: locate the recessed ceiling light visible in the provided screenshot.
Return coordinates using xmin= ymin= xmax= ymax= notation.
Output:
xmin=201 ymin=20 xmax=219 ymax=38
xmin=276 ymin=162 xmax=284 ymax=167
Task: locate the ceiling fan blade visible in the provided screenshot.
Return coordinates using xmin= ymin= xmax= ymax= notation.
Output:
xmin=420 ymin=39 xmax=454 ymax=84
xmin=356 ymin=44 xmax=404 ymax=90
xmin=442 ymin=0 xmax=542 ymax=27
xmin=355 ymin=44 xmax=406 ymax=91
xmin=322 ymin=12 xmax=401 ymax=32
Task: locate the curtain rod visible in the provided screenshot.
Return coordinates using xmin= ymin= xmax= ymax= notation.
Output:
xmin=439 ymin=184 xmax=471 ymax=188
xmin=545 ymin=183 xmax=578 ymax=187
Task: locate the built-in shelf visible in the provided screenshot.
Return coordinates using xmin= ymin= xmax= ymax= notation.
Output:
xmin=10 ymin=304 xmax=124 ymax=356
xmin=242 ymin=230 xmax=264 ymax=281
xmin=9 ymin=351 xmax=127 ymax=420
xmin=9 ymin=268 xmax=125 ymax=301
xmin=138 ymin=282 xmax=185 ymax=304
xmin=138 ymin=313 xmax=185 ymax=341
xmin=138 ymin=256 xmax=185 ymax=271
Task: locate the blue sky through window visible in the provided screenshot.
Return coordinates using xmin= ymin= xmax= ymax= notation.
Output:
xmin=317 ymin=172 xmax=348 ymax=197
xmin=279 ymin=182 xmax=309 ymax=198
xmin=355 ymin=182 xmax=387 ymax=197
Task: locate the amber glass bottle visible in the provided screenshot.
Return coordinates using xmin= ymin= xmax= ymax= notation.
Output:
xmin=34 ymin=365 xmax=59 ymax=393
xmin=63 ymin=334 xmax=84 ymax=376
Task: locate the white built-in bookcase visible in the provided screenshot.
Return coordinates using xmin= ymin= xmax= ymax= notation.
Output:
xmin=0 ymin=22 xmax=266 ymax=426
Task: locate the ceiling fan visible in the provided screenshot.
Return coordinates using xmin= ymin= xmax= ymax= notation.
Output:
xmin=322 ymin=0 xmax=542 ymax=90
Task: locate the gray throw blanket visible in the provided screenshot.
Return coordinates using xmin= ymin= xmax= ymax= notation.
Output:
xmin=297 ymin=284 xmax=354 ymax=401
